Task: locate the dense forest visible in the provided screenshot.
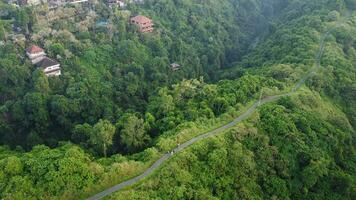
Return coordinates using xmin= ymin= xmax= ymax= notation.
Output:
xmin=0 ymin=0 xmax=355 ymax=199
xmin=0 ymin=0 xmax=289 ymax=151
xmin=113 ymin=92 xmax=355 ymax=200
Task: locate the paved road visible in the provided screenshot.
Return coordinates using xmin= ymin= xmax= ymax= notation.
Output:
xmin=87 ymin=21 xmax=342 ymax=200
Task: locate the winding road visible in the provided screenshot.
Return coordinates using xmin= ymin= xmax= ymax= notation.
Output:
xmin=87 ymin=19 xmax=344 ymax=200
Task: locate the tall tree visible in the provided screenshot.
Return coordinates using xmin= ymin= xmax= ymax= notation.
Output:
xmin=119 ymin=114 xmax=150 ymax=153
xmin=90 ymin=119 xmax=115 ymax=157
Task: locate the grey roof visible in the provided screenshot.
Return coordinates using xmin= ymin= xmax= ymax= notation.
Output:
xmin=35 ymin=57 xmax=60 ymax=68
xmin=170 ymin=63 xmax=180 ymax=68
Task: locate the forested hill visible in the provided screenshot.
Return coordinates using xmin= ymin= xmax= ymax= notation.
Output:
xmin=111 ymin=1 xmax=356 ymax=199
xmin=0 ymin=0 xmax=355 ymax=199
xmin=224 ymin=0 xmax=356 ymax=127
xmin=0 ymin=0 xmax=289 ymax=150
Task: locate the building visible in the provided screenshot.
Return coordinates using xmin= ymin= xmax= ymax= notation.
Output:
xmin=170 ymin=63 xmax=181 ymax=71
xmin=130 ymin=0 xmax=144 ymax=4
xmin=67 ymin=0 xmax=89 ymax=4
xmin=130 ymin=15 xmax=154 ymax=33
xmin=107 ymin=0 xmax=126 ymax=8
xmin=26 ymin=45 xmax=62 ymax=76
xmin=26 ymin=45 xmax=46 ymax=64
xmin=18 ymin=0 xmax=42 ymax=6
xmin=35 ymin=57 xmax=61 ymax=76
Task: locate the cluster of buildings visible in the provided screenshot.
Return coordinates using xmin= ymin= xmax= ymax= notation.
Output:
xmin=8 ymin=0 xmax=129 ymax=7
xmin=26 ymin=45 xmax=62 ymax=76
xmin=7 ymin=0 xmax=144 ymax=8
xmin=7 ymin=0 xmax=89 ymax=7
xmin=8 ymin=0 xmax=178 ymax=72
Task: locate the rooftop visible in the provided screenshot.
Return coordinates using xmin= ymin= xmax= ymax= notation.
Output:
xmin=26 ymin=45 xmax=45 ymax=54
xmin=35 ymin=57 xmax=60 ymax=68
xmin=171 ymin=63 xmax=180 ymax=68
xmin=131 ymin=15 xmax=152 ymax=24
xmin=171 ymin=63 xmax=181 ymax=71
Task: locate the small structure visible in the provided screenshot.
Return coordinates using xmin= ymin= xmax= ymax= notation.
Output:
xmin=107 ymin=0 xmax=126 ymax=8
xmin=35 ymin=57 xmax=61 ymax=76
xmin=18 ymin=0 xmax=41 ymax=6
xmin=130 ymin=15 xmax=154 ymax=33
xmin=67 ymin=0 xmax=89 ymax=4
xmin=131 ymin=0 xmax=144 ymax=4
xmin=26 ymin=45 xmax=46 ymax=64
xmin=170 ymin=63 xmax=181 ymax=71
xmin=96 ymin=20 xmax=109 ymax=27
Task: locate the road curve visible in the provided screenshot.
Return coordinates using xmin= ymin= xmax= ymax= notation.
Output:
xmin=87 ymin=21 xmax=339 ymax=200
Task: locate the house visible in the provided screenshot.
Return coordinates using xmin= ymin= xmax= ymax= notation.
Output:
xmin=170 ymin=63 xmax=181 ymax=71
xmin=96 ymin=20 xmax=109 ymax=27
xmin=130 ymin=0 xmax=144 ymax=4
xmin=18 ymin=0 xmax=42 ymax=6
xmin=67 ymin=0 xmax=89 ymax=4
xmin=26 ymin=45 xmax=46 ymax=64
xmin=107 ymin=0 xmax=126 ymax=8
xmin=35 ymin=57 xmax=61 ymax=76
xmin=25 ymin=45 xmax=62 ymax=76
xmin=130 ymin=15 xmax=154 ymax=33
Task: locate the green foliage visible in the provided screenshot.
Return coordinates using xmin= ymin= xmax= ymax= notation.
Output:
xmin=0 ymin=145 xmax=96 ymax=199
xmin=345 ymin=0 xmax=356 ymax=9
xmin=48 ymin=43 xmax=65 ymax=57
xmin=32 ymin=70 xmax=50 ymax=94
xmin=0 ymin=21 xmax=5 ymax=41
xmin=114 ymin=92 xmax=356 ymax=200
xmin=0 ymin=0 xmax=286 ymax=151
xmin=91 ymin=120 xmax=116 ymax=157
xmin=117 ymin=114 xmax=150 ymax=153
xmin=71 ymin=123 xmax=92 ymax=145
xmin=0 ymin=0 xmax=355 ymax=199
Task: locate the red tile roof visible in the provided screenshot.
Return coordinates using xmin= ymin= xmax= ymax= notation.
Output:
xmin=26 ymin=45 xmax=44 ymax=54
xmin=131 ymin=15 xmax=152 ymax=24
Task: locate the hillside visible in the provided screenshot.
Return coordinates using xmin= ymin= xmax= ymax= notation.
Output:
xmin=106 ymin=2 xmax=356 ymax=199
xmin=0 ymin=0 xmax=355 ymax=199
xmin=112 ymin=90 xmax=355 ymax=200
